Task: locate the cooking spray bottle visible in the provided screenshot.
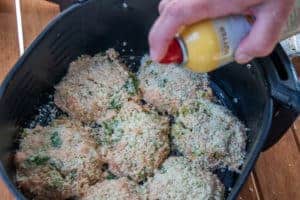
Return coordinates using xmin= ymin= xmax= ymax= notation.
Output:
xmin=160 ymin=1 xmax=300 ymax=73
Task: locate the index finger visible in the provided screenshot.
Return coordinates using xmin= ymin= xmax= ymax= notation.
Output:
xmin=149 ymin=0 xmax=263 ymax=61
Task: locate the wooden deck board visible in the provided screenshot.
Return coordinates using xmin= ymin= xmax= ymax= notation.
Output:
xmin=0 ymin=1 xmax=19 ymax=199
xmin=21 ymin=0 xmax=59 ymax=48
xmin=237 ymin=173 xmax=260 ymax=200
xmin=0 ymin=0 xmax=19 ymax=83
xmin=0 ymin=1 xmax=299 ymax=200
xmin=0 ymin=180 xmax=14 ymax=200
xmin=292 ymin=117 xmax=300 ymax=150
xmin=254 ymin=129 xmax=300 ymax=200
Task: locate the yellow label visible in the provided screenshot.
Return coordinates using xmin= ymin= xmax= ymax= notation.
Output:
xmin=181 ymin=21 xmax=221 ymax=73
xmin=180 ymin=16 xmax=251 ymax=73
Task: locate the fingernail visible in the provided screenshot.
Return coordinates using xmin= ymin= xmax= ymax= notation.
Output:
xmin=235 ymin=53 xmax=253 ymax=64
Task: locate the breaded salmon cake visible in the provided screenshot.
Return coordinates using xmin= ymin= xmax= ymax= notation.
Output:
xmin=15 ymin=118 xmax=103 ymax=199
xmin=54 ymin=49 xmax=140 ymax=124
xmin=93 ymin=101 xmax=170 ymax=182
xmin=147 ymin=157 xmax=224 ymax=200
xmin=82 ymin=177 xmax=143 ymax=200
xmin=171 ymin=99 xmax=247 ymax=171
xmin=138 ymin=55 xmax=212 ymax=114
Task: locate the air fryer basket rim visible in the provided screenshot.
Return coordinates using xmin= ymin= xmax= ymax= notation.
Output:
xmin=0 ymin=1 xmax=275 ymax=199
xmin=0 ymin=4 xmax=84 ymax=200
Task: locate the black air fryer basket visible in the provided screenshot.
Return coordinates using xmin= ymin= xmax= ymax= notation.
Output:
xmin=1 ymin=0 xmax=300 ymax=199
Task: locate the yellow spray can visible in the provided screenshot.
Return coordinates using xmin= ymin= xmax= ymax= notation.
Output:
xmin=160 ymin=3 xmax=300 ymax=73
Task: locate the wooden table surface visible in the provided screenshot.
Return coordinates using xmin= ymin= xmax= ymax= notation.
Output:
xmin=0 ymin=1 xmax=299 ymax=199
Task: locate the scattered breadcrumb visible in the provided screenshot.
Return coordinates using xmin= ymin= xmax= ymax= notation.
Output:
xmin=16 ymin=118 xmax=103 ymax=199
xmin=54 ymin=49 xmax=140 ymax=124
xmin=95 ymin=101 xmax=170 ymax=182
xmin=82 ymin=178 xmax=143 ymax=200
xmin=171 ymin=98 xmax=247 ymax=172
xmin=147 ymin=157 xmax=224 ymax=200
xmin=138 ymin=55 xmax=213 ymax=114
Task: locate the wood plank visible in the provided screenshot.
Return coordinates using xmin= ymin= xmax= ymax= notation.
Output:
xmin=291 ymin=56 xmax=300 ymax=150
xmin=0 ymin=179 xmax=14 ymax=200
xmin=0 ymin=0 xmax=19 ymax=199
xmin=47 ymin=0 xmax=75 ymax=10
xmin=20 ymin=0 xmax=59 ymax=48
xmin=254 ymin=129 xmax=300 ymax=200
xmin=238 ymin=173 xmax=261 ymax=200
xmin=291 ymin=56 xmax=300 ymax=78
xmin=292 ymin=117 xmax=300 ymax=151
xmin=0 ymin=0 xmax=19 ymax=83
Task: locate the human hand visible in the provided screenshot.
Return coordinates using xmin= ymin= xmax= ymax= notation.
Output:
xmin=149 ymin=0 xmax=296 ymax=64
